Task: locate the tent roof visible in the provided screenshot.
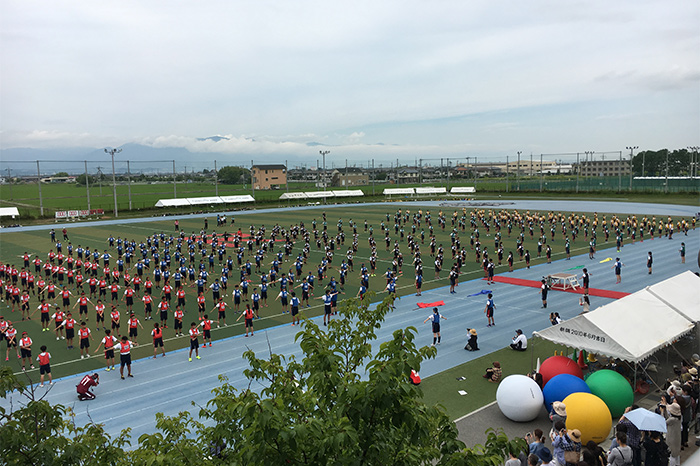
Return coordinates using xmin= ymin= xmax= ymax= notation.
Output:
xmin=155 ymin=199 xmax=190 ymax=207
xmin=533 ymin=280 xmax=695 ymax=363
xmin=646 ymin=270 xmax=700 ymax=322
xmin=0 ymin=207 xmax=20 ymax=217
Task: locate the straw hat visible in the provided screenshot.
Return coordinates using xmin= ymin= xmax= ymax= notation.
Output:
xmin=553 ymin=401 xmax=567 ymax=417
xmin=568 ymin=429 xmax=582 ymax=442
xmin=667 ymin=403 xmax=681 ymax=417
xmin=689 ymin=367 xmax=698 ymax=376
xmin=469 ymin=328 xmax=477 ymax=336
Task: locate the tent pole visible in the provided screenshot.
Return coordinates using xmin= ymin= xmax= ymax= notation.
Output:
xmin=634 ymin=363 xmax=637 ymax=394
xmin=531 ymin=337 xmax=535 ymax=373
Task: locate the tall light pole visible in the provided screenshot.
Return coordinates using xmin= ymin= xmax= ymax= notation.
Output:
xmin=105 ymin=147 xmax=122 ymax=217
xmin=583 ymin=151 xmax=594 ymax=189
xmin=319 ymin=150 xmax=330 ymax=204
xmin=688 ymin=146 xmax=699 ymax=178
xmin=516 ymin=151 xmax=522 ymax=191
xmin=626 ymin=146 xmax=638 ymax=190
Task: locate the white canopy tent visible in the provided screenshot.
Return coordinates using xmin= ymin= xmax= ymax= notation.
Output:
xmin=279 ymin=192 xmax=307 ymax=200
xmin=155 ymin=199 xmax=190 ymax=207
xmin=332 ymin=189 xmax=364 ymax=197
xmin=156 ymin=195 xmax=254 ymax=207
xmin=219 ymin=195 xmax=255 ymax=204
xmin=0 ymin=207 xmax=20 ymax=218
xmin=533 ymin=274 xmax=698 ymax=364
xmin=645 ymin=270 xmax=700 ymax=323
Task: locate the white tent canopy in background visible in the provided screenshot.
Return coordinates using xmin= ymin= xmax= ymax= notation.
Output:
xmin=279 ymin=192 xmax=307 ymax=200
xmin=646 ymin=270 xmax=700 ymax=323
xmin=533 ymin=272 xmax=699 ymax=364
xmin=415 ymin=187 xmax=447 ymax=195
xmin=0 ymin=207 xmax=20 ymax=218
xmin=383 ymin=188 xmax=415 ymax=195
xmin=332 ymin=190 xmax=364 ymax=197
xmin=155 ymin=195 xmax=254 ymax=207
xmin=450 ymin=186 xmax=476 ymax=194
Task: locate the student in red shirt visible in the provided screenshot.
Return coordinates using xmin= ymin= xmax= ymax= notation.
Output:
xmin=93 ymin=328 xmax=117 ymax=371
xmin=141 ymin=294 xmax=153 ymax=321
xmin=188 ymin=322 xmax=201 ymax=362
xmin=37 ymin=345 xmax=53 ymax=387
xmin=212 ymin=297 xmax=228 ymax=327
xmin=198 ymin=314 xmax=219 ymax=347
xmin=51 ymin=307 xmax=66 ymax=340
xmin=94 ymin=299 xmax=106 ymax=330
xmin=122 ymin=286 xmax=135 ymax=312
xmin=31 ymin=299 xmax=54 ymax=332
xmin=77 ymin=373 xmax=99 ymax=400
xmin=127 ymin=313 xmax=143 ymax=345
xmin=78 ymin=321 xmax=93 ymax=359
xmin=176 ymin=287 xmax=186 ymax=309
xmin=110 ymin=306 xmax=121 ymax=336
xmin=158 ymin=296 xmax=169 ymax=329
xmin=20 ymin=290 xmax=30 ymax=321
xmin=57 ymin=312 xmax=77 ymax=349
xmin=151 ymin=322 xmax=165 ymax=358
xmin=19 ymin=331 xmax=33 ymax=371
xmin=197 ymin=292 xmax=206 ymax=321
xmin=4 ymin=322 xmax=19 ymax=361
xmin=173 ymin=305 xmax=184 ymax=337
xmin=236 ymin=304 xmax=255 ymax=337
xmin=72 ymin=292 xmax=92 ymax=321
xmin=113 ymin=336 xmax=133 ymax=379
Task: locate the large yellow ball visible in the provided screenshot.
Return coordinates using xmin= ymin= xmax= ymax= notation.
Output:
xmin=563 ymin=392 xmax=612 ymax=444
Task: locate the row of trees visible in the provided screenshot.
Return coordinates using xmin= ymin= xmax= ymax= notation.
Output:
xmin=632 ymin=149 xmax=697 ymax=177
xmin=0 ymin=294 xmax=524 ymax=465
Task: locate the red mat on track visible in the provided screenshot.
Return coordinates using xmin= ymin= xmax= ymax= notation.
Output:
xmin=489 ymin=276 xmax=630 ymax=299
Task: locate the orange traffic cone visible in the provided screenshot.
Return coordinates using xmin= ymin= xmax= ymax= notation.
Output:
xmin=577 ymin=350 xmax=588 ymax=370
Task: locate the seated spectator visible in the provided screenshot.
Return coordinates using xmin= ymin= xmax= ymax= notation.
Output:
xmin=483 ymin=361 xmax=501 ymax=382
xmin=510 ymin=329 xmax=527 ymax=351
xmin=464 ymin=327 xmax=479 ymax=351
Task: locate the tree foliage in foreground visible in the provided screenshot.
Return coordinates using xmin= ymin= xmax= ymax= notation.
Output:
xmin=0 ymin=294 xmax=525 ymax=465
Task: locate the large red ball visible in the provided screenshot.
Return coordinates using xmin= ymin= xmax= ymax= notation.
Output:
xmin=539 ymin=355 xmax=583 ymax=386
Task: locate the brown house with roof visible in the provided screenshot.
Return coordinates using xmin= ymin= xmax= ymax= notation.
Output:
xmin=251 ymin=164 xmax=287 ymax=190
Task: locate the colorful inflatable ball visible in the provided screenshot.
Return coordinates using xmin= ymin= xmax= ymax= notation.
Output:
xmin=497 ymin=374 xmax=544 ymax=422
xmin=542 ymin=373 xmax=591 ymax=411
xmin=563 ymin=392 xmax=612 ymax=444
xmin=539 ymin=355 xmax=584 ymax=386
xmin=585 ymin=369 xmax=634 ymax=418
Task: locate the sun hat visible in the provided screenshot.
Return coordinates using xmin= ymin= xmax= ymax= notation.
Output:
xmin=668 ymin=403 xmax=681 ymax=417
xmin=469 ymin=328 xmax=477 ymax=336
xmin=689 ymin=367 xmax=698 ymax=376
xmin=568 ymin=429 xmax=582 ymax=442
xmin=553 ymin=401 xmax=567 ymax=417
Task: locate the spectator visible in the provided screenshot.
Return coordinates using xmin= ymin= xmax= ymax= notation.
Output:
xmin=550 ymin=421 xmax=567 ymax=466
xmin=510 ymin=329 xmax=527 ymax=351
xmin=538 ymin=448 xmax=553 ymax=466
xmin=659 ymin=401 xmax=681 ymax=466
xmin=483 ymin=361 xmax=501 ymax=383
xmin=606 ymin=431 xmax=632 ymax=466
xmin=527 ymin=429 xmax=548 ymax=460
xmin=582 ymin=440 xmax=605 ymax=466
xmin=549 ymin=402 xmax=567 ymax=434
xmin=464 ymin=328 xmax=479 ymax=351
xmin=678 ymin=384 xmax=692 ymax=449
xmin=616 ymin=405 xmax=641 ymax=466
xmin=641 ymin=431 xmax=670 ymax=466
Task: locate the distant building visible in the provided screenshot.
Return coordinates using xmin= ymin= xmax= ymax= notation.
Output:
xmin=251 ymin=164 xmax=287 ymax=190
xmin=576 ymin=160 xmax=631 ymax=177
xmin=331 ymin=167 xmax=368 ymax=187
xmin=40 ymin=176 xmax=77 ymax=183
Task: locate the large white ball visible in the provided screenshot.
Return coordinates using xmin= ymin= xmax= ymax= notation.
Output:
xmin=496 ymin=375 xmax=544 ymax=422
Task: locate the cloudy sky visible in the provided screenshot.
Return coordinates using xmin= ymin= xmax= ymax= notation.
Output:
xmin=1 ymin=0 xmax=698 ymax=165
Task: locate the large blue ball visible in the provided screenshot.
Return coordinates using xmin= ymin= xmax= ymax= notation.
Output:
xmin=543 ymin=373 xmax=591 ymax=411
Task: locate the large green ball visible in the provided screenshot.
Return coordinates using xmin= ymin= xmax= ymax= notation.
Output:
xmin=586 ymin=370 xmax=634 ymax=417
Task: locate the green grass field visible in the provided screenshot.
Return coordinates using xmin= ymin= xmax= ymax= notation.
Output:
xmin=0 ymin=204 xmax=691 ymax=383
xmin=0 ymin=178 xmax=696 ymax=222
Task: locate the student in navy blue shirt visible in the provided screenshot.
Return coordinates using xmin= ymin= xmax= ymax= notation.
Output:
xmin=423 ymin=307 xmax=446 ymax=346
xmin=290 ymin=292 xmax=301 ymax=326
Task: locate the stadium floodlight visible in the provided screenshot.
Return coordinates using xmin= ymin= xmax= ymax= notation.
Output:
xmin=105 ymin=147 xmax=122 ymax=217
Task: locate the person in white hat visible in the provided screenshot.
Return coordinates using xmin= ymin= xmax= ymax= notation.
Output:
xmin=659 ymin=400 xmax=681 ymax=466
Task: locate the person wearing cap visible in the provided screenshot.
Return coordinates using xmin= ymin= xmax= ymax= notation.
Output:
xmin=483 ymin=361 xmax=501 ymax=383
xmin=423 ymin=307 xmax=446 ymax=347
xmin=558 ymin=428 xmax=581 ymax=466
xmin=658 ymin=400 xmax=681 ymax=465
xmin=549 ymin=401 xmax=567 ymax=434
xmin=510 ymin=329 xmax=527 ymax=351
xmin=538 ymin=447 xmax=553 ymax=465
xmin=464 ymin=328 xmax=479 ymax=351
xmin=76 ymin=373 xmax=99 ymax=400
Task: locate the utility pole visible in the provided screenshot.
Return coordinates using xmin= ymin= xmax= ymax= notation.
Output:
xmin=36 ymin=162 xmax=44 ymax=216
xmin=104 ymin=147 xmax=122 ymax=217
xmin=214 ymin=160 xmax=218 ymax=197
xmin=626 ymin=146 xmax=637 ymax=190
xmin=506 ymin=155 xmax=509 ymax=193
xmin=320 ymin=150 xmax=330 ymax=204
xmin=85 ymin=161 xmax=91 ymax=211
xmin=126 ymin=160 xmax=132 ymax=210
